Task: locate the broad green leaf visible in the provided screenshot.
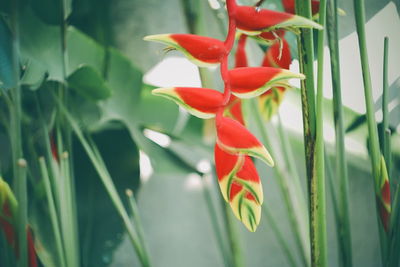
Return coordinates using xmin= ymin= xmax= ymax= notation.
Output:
xmin=68 ymin=65 xmax=112 ymax=101
xmin=0 ymin=17 xmax=15 ymax=90
xmin=30 ymin=0 xmax=72 ymax=25
xmin=74 ymin=127 xmax=140 ymax=267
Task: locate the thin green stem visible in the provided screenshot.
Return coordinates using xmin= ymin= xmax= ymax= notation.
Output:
xmin=381 ymin=37 xmax=391 ymax=176
xmin=313 ymin=0 xmax=328 ymax=265
xmin=251 ymin=99 xmax=309 ymax=267
xmin=58 ymin=100 xmax=149 ymax=267
xmin=261 ymin=206 xmax=299 ymax=267
xmin=353 ymin=0 xmax=389 ymax=264
xmin=223 ymin=202 xmax=244 ymax=267
xmin=9 ymin=0 xmax=28 ymax=266
xmin=38 ymin=157 xmax=66 ymax=267
xmin=126 ymin=190 xmax=152 ymax=267
xmin=326 ymin=0 xmax=353 ymax=265
xmin=202 ymin=177 xmax=232 ymax=267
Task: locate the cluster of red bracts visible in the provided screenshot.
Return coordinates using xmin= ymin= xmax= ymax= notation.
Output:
xmin=0 ymin=178 xmax=37 ymax=267
xmin=145 ymin=0 xmax=321 ymax=231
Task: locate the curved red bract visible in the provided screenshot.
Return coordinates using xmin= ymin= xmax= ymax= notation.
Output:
xmin=262 ymin=38 xmax=292 ymax=69
xmin=214 ymin=144 xmax=241 ymax=181
xmin=175 ymin=87 xmax=224 ymax=113
xmin=216 ymin=115 xmax=261 ymax=149
xmin=171 ymin=34 xmax=227 ymax=64
xmin=229 ymin=67 xmax=281 ymax=93
xmin=234 ymin=6 xmax=293 ymax=31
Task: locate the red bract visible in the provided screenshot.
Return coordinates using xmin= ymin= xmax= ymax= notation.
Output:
xmin=1 ymin=178 xmax=37 ymax=266
xmin=234 ymin=5 xmax=322 ymax=35
xmin=214 ymin=144 xmax=263 ymax=232
xmin=235 ymin=35 xmax=248 ymax=68
xmin=144 ymin=34 xmax=226 ymax=67
xmin=224 ymin=96 xmax=245 ymax=125
xmin=152 ymin=87 xmax=224 ymax=119
xmin=216 ymin=114 xmax=274 ymax=166
xmin=282 ymin=0 xmax=320 ymax=15
xmin=262 ymin=37 xmax=292 ymax=69
xmin=229 ymin=67 xmax=304 ymax=98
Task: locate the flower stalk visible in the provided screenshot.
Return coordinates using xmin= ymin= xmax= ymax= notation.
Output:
xmin=326 ymin=0 xmax=353 ymax=265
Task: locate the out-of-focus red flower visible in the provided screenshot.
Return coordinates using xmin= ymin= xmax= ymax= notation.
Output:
xmin=152 ymin=87 xmax=224 ymax=119
xmin=144 ymin=34 xmax=227 ymax=67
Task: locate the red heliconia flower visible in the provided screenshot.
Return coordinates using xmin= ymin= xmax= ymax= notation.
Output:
xmin=255 ymin=29 xmax=286 ymax=44
xmin=0 ymin=178 xmax=38 ymax=267
xmin=259 ymin=87 xmax=287 ymax=121
xmin=214 ymin=144 xmax=263 ymax=232
xmin=229 ymin=66 xmax=304 ymax=98
xmin=144 ymin=34 xmax=227 ymax=67
xmin=152 ymin=87 xmax=224 ymax=119
xmin=281 ymin=0 xmax=320 ymax=15
xmin=235 ymin=35 xmax=248 ymax=68
xmin=224 ymin=96 xmax=245 ymax=125
xmin=216 ymin=114 xmax=274 ymax=166
xmin=378 ymin=156 xmax=391 ymax=232
xmin=233 ymin=5 xmax=322 ymax=35
xmin=262 ymin=37 xmax=292 ymax=69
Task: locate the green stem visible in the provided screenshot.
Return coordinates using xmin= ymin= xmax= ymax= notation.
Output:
xmin=38 ymin=157 xmax=66 ymax=267
xmin=353 ymin=0 xmax=388 ymax=264
xmin=9 ymin=0 xmax=28 ymax=266
xmin=59 ymin=101 xmax=149 ymax=267
xmin=326 ymin=0 xmax=353 ymax=265
xmin=313 ymin=0 xmax=328 ymax=265
xmin=295 ymin=0 xmax=317 ymax=184
xmin=261 ymin=206 xmax=299 ymax=267
xmin=202 ymin=177 xmax=232 ymax=267
xmin=222 ymin=202 xmax=244 ymax=267
xmin=381 ymin=37 xmax=391 ymax=177
xmin=251 ymin=100 xmax=309 ymax=267
xmin=126 ymin=190 xmax=152 ymax=267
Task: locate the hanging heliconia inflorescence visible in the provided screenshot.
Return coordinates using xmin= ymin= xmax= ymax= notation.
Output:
xmin=145 ymin=0 xmax=321 ymax=232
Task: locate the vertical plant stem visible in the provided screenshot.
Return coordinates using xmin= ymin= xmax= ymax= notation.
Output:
xmin=295 ymin=1 xmax=317 ymax=182
xmin=250 ymin=99 xmax=309 ymax=267
xmin=202 ymin=177 xmax=232 ymax=267
xmin=313 ymin=0 xmax=328 ymax=266
xmin=59 ymin=102 xmax=149 ymax=267
xmin=261 ymin=206 xmax=299 ymax=267
xmin=353 ymin=0 xmax=389 ymax=264
xmin=276 ymin=113 xmax=308 ymax=221
xmin=9 ymin=0 xmax=28 ymax=266
xmin=326 ymin=0 xmax=353 ymax=265
xmin=381 ymin=37 xmax=391 ymax=175
xmin=222 ymin=201 xmax=244 ymax=267
xmin=126 ymin=190 xmax=152 ymax=267
xmin=38 ymin=157 xmax=66 ymax=267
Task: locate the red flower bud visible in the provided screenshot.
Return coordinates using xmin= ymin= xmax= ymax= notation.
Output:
xmin=234 ymin=5 xmax=322 ymax=35
xmin=215 ymin=144 xmax=263 ymax=232
xmin=216 ymin=114 xmax=274 ymax=166
xmin=262 ymin=38 xmax=292 ymax=69
xmin=144 ymin=34 xmax=227 ymax=67
xmin=229 ymin=67 xmax=304 ymax=98
xmin=152 ymin=87 xmax=224 ymax=119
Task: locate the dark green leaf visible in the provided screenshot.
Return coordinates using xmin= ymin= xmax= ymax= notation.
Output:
xmin=68 ymin=65 xmax=111 ymax=100
xmin=0 ymin=17 xmax=15 ymax=90
xmin=30 ymin=0 xmax=72 ymax=25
